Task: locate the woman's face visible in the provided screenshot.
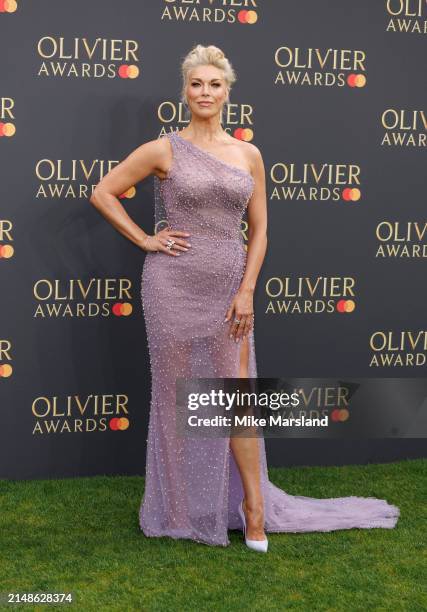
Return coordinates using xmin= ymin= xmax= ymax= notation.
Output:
xmin=185 ymin=65 xmax=228 ymax=119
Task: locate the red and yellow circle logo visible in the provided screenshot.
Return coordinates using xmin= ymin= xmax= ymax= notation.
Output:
xmin=109 ymin=417 xmax=129 ymax=431
xmin=0 ymin=364 xmax=13 ymax=377
xmin=331 ymin=408 xmax=349 ymax=422
xmin=0 ymin=122 xmax=16 ymax=137
xmin=233 ymin=128 xmax=253 ymax=142
xmin=0 ymin=0 xmax=18 ymax=13
xmin=342 ymin=188 xmax=361 ymax=201
xmin=118 ymin=65 xmax=139 ymax=79
xmin=347 ymin=74 xmax=366 ymax=87
xmin=119 ymin=186 xmax=136 ymax=199
xmin=237 ymin=10 xmax=258 ymax=24
xmin=336 ymin=300 xmax=356 ymax=313
xmin=112 ymin=302 xmax=133 ymax=316
xmin=0 ymin=244 xmax=14 ymax=258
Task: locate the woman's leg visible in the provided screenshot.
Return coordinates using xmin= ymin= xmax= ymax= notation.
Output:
xmin=229 ymin=336 xmax=266 ymax=540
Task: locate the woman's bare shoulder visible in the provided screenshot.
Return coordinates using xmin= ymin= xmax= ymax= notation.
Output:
xmin=235 ymin=138 xmax=264 ymax=173
xmin=126 ymin=134 xmax=172 ymax=179
xmin=132 ymin=133 xmax=171 ymax=157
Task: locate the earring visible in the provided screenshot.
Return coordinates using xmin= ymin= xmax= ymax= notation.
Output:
xmin=183 ymin=98 xmax=191 ymax=120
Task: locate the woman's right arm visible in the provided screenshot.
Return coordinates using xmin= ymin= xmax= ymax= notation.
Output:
xmin=89 ymin=137 xmax=189 ymax=254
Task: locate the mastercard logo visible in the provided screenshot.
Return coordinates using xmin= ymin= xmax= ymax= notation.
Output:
xmin=109 ymin=417 xmax=129 ymax=431
xmin=336 ymin=300 xmax=356 ymax=313
xmin=233 ymin=128 xmax=253 ymax=142
xmin=119 ymin=186 xmax=136 ymax=199
xmin=0 ymin=122 xmax=16 ymax=137
xmin=0 ymin=0 xmax=18 ymax=13
xmin=237 ymin=10 xmax=257 ymax=24
xmin=331 ymin=408 xmax=349 ymax=422
xmin=347 ymin=74 xmax=366 ymax=87
xmin=0 ymin=244 xmax=14 ymax=258
xmin=112 ymin=302 xmax=132 ymax=316
xmin=118 ymin=65 xmax=139 ymax=79
xmin=342 ymin=188 xmax=361 ymax=201
xmin=0 ymin=364 xmax=13 ymax=377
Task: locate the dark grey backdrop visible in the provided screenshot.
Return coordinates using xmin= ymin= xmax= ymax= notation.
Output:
xmin=0 ymin=0 xmax=425 ymax=479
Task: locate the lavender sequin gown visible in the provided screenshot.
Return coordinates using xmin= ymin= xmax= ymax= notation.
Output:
xmin=139 ymin=131 xmax=399 ymax=547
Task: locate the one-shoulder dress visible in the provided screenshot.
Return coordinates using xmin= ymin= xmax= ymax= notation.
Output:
xmin=139 ymin=131 xmax=399 ymax=546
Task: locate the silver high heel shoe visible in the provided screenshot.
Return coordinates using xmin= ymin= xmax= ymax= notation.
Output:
xmin=237 ymin=499 xmax=268 ymax=553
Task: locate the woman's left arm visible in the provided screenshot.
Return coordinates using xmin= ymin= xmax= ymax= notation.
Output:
xmin=225 ymin=144 xmax=267 ymax=341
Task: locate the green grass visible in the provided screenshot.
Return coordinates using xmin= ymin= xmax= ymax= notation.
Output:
xmin=0 ymin=459 xmax=426 ymax=611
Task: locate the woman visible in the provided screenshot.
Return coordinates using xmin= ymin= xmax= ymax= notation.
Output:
xmin=90 ymin=44 xmax=399 ymax=552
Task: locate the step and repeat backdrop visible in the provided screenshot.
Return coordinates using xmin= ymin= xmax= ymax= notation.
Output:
xmin=0 ymin=1 xmax=426 ymax=479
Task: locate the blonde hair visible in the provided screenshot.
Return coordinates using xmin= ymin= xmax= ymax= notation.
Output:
xmin=180 ymin=44 xmax=237 ymax=116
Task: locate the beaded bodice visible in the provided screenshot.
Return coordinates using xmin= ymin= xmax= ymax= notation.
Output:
xmin=153 ymin=131 xmax=255 ymax=242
